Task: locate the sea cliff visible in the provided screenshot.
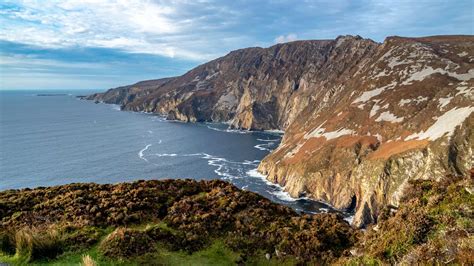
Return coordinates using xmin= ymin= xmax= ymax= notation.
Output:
xmin=86 ymin=35 xmax=474 ymax=228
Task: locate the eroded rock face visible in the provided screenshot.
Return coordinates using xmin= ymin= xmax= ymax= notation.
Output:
xmin=259 ymin=36 xmax=474 ymax=227
xmin=87 ymin=35 xmax=474 ymax=227
xmin=87 ymin=35 xmax=378 ymax=129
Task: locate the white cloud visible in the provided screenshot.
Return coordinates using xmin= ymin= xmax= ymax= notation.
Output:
xmin=274 ymin=33 xmax=298 ymax=43
xmin=0 ymin=0 xmax=471 ymax=63
xmin=0 ymin=54 xmax=108 ymax=70
xmin=0 ymin=0 xmax=236 ymax=61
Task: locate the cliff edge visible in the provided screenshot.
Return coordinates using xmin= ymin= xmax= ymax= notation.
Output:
xmin=86 ymin=35 xmax=474 ymax=228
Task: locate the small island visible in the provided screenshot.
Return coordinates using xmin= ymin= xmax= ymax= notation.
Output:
xmin=36 ymin=94 xmax=69 ymax=97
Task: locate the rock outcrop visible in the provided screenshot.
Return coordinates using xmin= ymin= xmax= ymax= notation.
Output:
xmin=87 ymin=35 xmax=474 ymax=227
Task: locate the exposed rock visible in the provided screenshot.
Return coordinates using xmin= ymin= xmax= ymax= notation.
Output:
xmin=336 ymin=175 xmax=474 ymax=265
xmin=86 ymin=35 xmax=474 ymax=227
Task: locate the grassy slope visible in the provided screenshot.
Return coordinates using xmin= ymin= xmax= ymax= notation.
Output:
xmin=0 ymin=179 xmax=352 ymax=265
xmin=0 ymin=230 xmax=297 ymax=266
xmin=1 ymin=176 xmax=472 ymax=265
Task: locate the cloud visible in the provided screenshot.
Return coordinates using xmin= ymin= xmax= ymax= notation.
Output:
xmin=0 ymin=0 xmax=239 ymax=61
xmin=0 ymin=0 xmax=472 ymax=90
xmin=0 ymin=41 xmax=194 ymax=90
xmin=274 ymin=34 xmax=298 ymax=43
xmin=1 ymin=0 xmax=472 ymax=62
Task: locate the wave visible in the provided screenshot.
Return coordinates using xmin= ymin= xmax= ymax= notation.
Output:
xmin=344 ymin=215 xmax=354 ymax=224
xmin=264 ymin=129 xmax=285 ymax=134
xmin=111 ymin=104 xmax=121 ymax=111
xmin=256 ymin=138 xmax=280 ymax=142
xmin=138 ymin=144 xmax=152 ymax=162
xmin=267 ymin=189 xmax=302 ymax=202
xmin=246 ymin=168 xmax=270 ymax=182
xmin=254 ymin=143 xmax=273 ymax=151
xmin=139 ymin=144 xmax=304 ymax=204
xmin=206 ymin=125 xmax=252 ymax=134
xmin=146 ymin=152 xmax=258 ymax=181
xmin=254 ymin=137 xmax=279 ymax=151
xmin=151 ymin=153 xmax=177 ymax=157
xmin=318 ymin=207 xmax=330 ymax=213
xmin=242 ymin=159 xmax=260 ymax=165
xmin=149 ymin=115 xmax=167 ymax=123
xmin=246 ymin=168 xmax=311 ymax=202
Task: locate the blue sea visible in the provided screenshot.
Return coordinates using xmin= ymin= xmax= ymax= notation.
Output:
xmin=0 ymin=90 xmax=334 ymax=214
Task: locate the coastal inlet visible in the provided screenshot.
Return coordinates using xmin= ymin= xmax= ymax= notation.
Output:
xmin=0 ymin=91 xmax=345 ymax=217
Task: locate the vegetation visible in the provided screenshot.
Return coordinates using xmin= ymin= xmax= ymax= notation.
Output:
xmin=1 ymin=175 xmax=472 ymax=265
xmin=339 ymin=173 xmax=474 ymax=265
xmin=0 ymin=179 xmax=354 ymax=265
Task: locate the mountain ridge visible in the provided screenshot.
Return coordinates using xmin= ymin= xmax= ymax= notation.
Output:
xmin=86 ymin=34 xmax=474 ymax=227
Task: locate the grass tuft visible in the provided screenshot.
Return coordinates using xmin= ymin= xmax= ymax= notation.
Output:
xmin=14 ymin=227 xmax=63 ymax=262
xmin=81 ymin=254 xmax=97 ymax=266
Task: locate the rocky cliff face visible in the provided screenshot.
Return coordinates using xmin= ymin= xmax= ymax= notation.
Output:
xmin=87 ymin=35 xmax=378 ymax=129
xmin=87 ymin=35 xmax=474 ymax=227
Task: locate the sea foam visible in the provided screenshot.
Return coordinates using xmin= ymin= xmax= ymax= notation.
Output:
xmin=138 ymin=144 xmax=152 ymax=162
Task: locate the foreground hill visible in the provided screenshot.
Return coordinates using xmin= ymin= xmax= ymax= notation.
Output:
xmin=1 ymin=176 xmax=472 ymax=265
xmin=0 ymin=179 xmax=354 ymax=265
xmin=86 ymin=35 xmax=474 ymax=227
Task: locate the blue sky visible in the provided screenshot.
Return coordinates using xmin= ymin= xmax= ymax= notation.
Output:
xmin=0 ymin=0 xmax=472 ymax=90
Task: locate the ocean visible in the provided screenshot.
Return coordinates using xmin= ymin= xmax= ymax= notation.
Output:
xmin=0 ymin=90 xmax=336 ymax=215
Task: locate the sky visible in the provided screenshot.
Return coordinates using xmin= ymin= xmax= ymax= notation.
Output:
xmin=0 ymin=0 xmax=472 ymax=90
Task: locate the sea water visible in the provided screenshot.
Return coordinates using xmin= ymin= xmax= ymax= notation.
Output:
xmin=0 ymin=90 xmax=337 ymax=215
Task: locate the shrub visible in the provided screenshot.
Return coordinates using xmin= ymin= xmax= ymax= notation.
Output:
xmin=99 ymin=227 xmax=155 ymax=258
xmin=0 ymin=229 xmax=16 ymax=255
xmin=62 ymin=226 xmax=104 ymax=251
xmin=14 ymin=227 xmax=63 ymax=262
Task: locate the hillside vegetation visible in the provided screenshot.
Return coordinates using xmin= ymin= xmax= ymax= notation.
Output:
xmin=0 ymin=179 xmax=354 ymax=265
xmin=1 ymin=174 xmax=472 ymax=265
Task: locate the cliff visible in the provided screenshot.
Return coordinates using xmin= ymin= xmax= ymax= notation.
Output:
xmin=86 ymin=35 xmax=474 ymax=228
xmin=87 ymin=35 xmax=378 ymax=129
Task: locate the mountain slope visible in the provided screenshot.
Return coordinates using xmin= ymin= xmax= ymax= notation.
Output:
xmin=87 ymin=35 xmax=378 ymax=129
xmin=259 ymin=35 xmax=474 ymax=227
xmin=86 ymin=35 xmax=474 ymax=227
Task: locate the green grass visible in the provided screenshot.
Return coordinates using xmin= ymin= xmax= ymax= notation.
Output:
xmin=342 ymin=256 xmax=383 ymax=266
xmin=245 ymin=252 xmax=298 ymax=266
xmin=1 ymin=244 xmax=124 ymax=266
xmin=155 ymin=240 xmax=240 ymax=266
xmin=1 ymin=238 xmax=246 ymax=266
